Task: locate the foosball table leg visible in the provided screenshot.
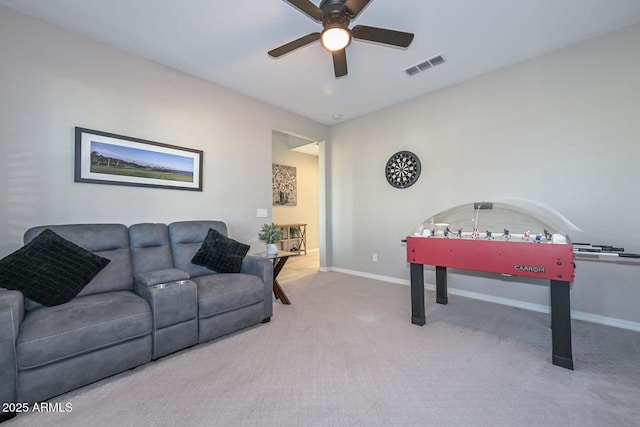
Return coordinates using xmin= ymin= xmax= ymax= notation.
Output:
xmin=410 ymin=263 xmax=426 ymax=325
xmin=550 ymin=279 xmax=574 ymax=370
xmin=436 ymin=266 xmax=448 ymax=305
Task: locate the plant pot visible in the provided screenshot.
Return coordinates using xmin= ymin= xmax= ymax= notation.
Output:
xmin=266 ymin=243 xmax=279 ymax=256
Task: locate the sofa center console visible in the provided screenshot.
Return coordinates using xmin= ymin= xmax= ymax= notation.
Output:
xmin=143 ymin=279 xmax=198 ymax=359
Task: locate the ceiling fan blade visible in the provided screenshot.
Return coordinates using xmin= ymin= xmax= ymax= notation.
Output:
xmin=284 ymin=0 xmax=324 ymax=21
xmin=352 ymin=25 xmax=414 ymax=48
xmin=344 ymin=0 xmax=373 ymax=19
xmin=332 ymin=49 xmax=348 ymax=78
xmin=268 ymin=33 xmax=321 ymax=58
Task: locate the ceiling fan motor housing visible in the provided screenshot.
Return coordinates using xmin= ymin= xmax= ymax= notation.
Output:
xmin=319 ymin=0 xmax=348 ymax=15
xmin=322 ymin=14 xmax=350 ymax=31
xmin=320 ymin=0 xmax=351 ymax=31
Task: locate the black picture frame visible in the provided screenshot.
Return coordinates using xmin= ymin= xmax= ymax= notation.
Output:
xmin=74 ymin=127 xmax=203 ymax=191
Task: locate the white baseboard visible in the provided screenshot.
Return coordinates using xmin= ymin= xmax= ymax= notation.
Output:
xmin=328 ymin=267 xmax=640 ymax=332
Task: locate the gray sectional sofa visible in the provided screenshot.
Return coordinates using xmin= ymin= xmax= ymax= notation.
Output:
xmin=0 ymin=220 xmax=272 ymax=419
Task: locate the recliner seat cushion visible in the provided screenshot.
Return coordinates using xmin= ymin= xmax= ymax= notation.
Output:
xmin=193 ymin=274 xmax=264 ymax=319
xmin=16 ymin=291 xmax=152 ymax=370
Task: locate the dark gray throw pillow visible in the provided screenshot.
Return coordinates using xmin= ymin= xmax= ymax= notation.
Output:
xmin=0 ymin=229 xmax=110 ymax=307
xmin=191 ymin=228 xmax=250 ymax=273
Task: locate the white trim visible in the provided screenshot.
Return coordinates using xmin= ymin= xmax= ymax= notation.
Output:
xmin=328 ymin=267 xmax=640 ymax=332
xmin=318 ymin=140 xmax=327 ymax=271
xmin=330 ymin=267 xmax=410 ymax=286
xmin=306 ymin=248 xmax=320 ymax=254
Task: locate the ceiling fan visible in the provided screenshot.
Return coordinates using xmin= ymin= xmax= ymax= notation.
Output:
xmin=268 ymin=0 xmax=414 ymax=78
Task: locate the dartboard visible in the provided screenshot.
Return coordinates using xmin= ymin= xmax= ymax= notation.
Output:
xmin=385 ymin=151 xmax=421 ymax=188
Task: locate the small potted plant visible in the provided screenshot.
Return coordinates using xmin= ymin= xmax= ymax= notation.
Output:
xmin=258 ymin=223 xmax=283 ymax=255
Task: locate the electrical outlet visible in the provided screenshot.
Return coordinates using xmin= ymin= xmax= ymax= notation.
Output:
xmin=372 ymin=253 xmax=378 ymax=262
xmin=257 ymin=208 xmax=268 ymax=218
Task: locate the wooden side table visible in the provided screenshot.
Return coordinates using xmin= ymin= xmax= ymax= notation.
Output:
xmin=254 ymin=250 xmax=300 ymax=305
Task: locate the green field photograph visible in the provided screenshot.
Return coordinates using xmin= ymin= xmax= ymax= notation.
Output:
xmin=90 ymin=141 xmax=195 ymax=183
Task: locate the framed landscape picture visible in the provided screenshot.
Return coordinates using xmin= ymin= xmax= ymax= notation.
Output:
xmin=74 ymin=127 xmax=203 ymax=191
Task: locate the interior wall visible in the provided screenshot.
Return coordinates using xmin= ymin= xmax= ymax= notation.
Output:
xmin=0 ymin=6 xmax=328 ymax=255
xmin=271 ymin=131 xmax=319 ymax=252
xmin=327 ymin=23 xmax=640 ymax=325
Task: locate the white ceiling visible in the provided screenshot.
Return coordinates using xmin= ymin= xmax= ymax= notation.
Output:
xmin=2 ymin=0 xmax=640 ymax=126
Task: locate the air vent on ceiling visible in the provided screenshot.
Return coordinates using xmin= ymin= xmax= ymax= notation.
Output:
xmin=404 ymin=54 xmax=445 ymax=76
xmin=405 ymin=66 xmax=420 ymax=76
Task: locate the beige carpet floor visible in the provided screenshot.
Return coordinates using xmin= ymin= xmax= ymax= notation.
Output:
xmin=7 ymin=272 xmax=640 ymax=426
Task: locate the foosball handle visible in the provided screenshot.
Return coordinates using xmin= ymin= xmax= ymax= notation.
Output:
xmin=618 ymin=253 xmax=640 ymax=258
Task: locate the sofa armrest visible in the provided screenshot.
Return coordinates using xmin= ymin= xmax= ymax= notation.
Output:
xmin=134 ymin=268 xmax=190 ymax=287
xmin=0 ymin=290 xmax=24 ymax=409
xmin=241 ymin=256 xmax=273 ymax=319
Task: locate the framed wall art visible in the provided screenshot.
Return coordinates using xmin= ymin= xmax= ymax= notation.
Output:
xmin=272 ymin=164 xmax=297 ymax=206
xmin=74 ymin=127 xmax=203 ymax=191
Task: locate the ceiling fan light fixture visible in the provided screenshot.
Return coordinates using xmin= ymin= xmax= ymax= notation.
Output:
xmin=321 ymin=27 xmax=351 ymax=51
xmin=269 ymin=0 xmax=415 ymax=78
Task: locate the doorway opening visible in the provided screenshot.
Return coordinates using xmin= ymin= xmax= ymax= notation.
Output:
xmin=271 ymin=130 xmax=324 ymax=281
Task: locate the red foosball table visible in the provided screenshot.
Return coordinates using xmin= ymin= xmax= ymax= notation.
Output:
xmin=406 ymin=202 xmax=576 ymax=370
xmin=407 ymin=236 xmax=575 ymax=369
